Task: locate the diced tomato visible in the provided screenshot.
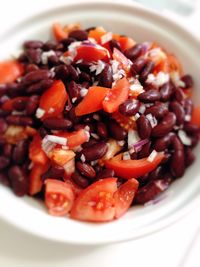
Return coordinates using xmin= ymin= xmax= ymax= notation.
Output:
xmin=191 ymin=106 xmax=200 ymax=127
xmin=56 ymin=129 xmax=89 ymax=149
xmin=153 ymin=58 xmax=169 ymax=74
xmin=118 ymin=36 xmax=136 ymax=51
xmin=167 ymin=54 xmax=183 ymax=74
xmin=48 ymin=148 xmax=75 ymax=166
xmin=103 ymin=77 xmax=129 ymax=113
xmin=52 ymin=23 xmax=68 ymax=41
xmin=2 ymin=96 xmax=28 ymax=111
xmin=182 ymin=88 xmax=193 ymax=99
xmin=29 ymin=134 xmax=49 ymax=165
xmin=39 ymin=80 xmax=68 ymax=119
xmin=45 ymin=179 xmax=75 ymax=216
xmin=25 ymin=126 xmax=37 ymax=137
xmin=88 ymin=27 xmax=107 ymax=44
xmin=0 ymin=60 xmax=24 ymax=83
xmin=114 ymin=178 xmax=139 ymax=218
xmin=70 ymin=178 xmax=117 ymax=222
xmin=74 ymin=45 xmax=109 ymax=62
xmin=75 ymin=86 xmax=109 ymax=116
xmin=105 ymin=152 xmax=164 ymax=179
xmin=112 ymin=48 xmax=131 ymax=73
xmin=112 ymin=111 xmax=137 ymax=130
xmin=29 ymin=163 xmax=49 ymax=195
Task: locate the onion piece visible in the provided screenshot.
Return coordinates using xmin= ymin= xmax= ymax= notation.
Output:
xmin=133 ymin=139 xmax=149 ymax=153
xmin=178 ymin=130 xmax=192 ymax=146
xmin=147 ymin=150 xmax=158 ymax=162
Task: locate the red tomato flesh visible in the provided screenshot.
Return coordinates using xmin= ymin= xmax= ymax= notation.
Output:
xmin=74 ymin=45 xmax=109 ymax=62
xmin=0 ymin=60 xmax=24 ymax=83
xmin=191 ymin=106 xmax=200 ymax=127
xmin=29 ymin=163 xmax=49 ymax=195
xmin=29 ymin=134 xmax=49 ymax=165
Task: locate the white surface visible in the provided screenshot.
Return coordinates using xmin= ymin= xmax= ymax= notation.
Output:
xmin=0 ymin=0 xmax=200 ymax=265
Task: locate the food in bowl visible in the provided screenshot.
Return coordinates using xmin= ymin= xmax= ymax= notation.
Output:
xmin=0 ymin=22 xmax=199 ymax=222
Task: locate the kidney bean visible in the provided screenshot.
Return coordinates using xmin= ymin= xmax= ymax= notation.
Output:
xmin=71 ymin=171 xmax=89 ymax=188
xmin=43 ymin=117 xmax=72 ymax=130
xmin=96 ymin=169 xmax=115 ymax=179
xmin=83 ymin=114 xmax=95 ymax=123
xmin=0 ymin=136 xmax=6 ymax=145
xmin=67 ymin=65 xmax=79 ymax=81
xmin=7 ymin=83 xmax=24 ymax=98
xmin=109 ymin=39 xmax=121 ymax=52
xmin=154 ymin=132 xmax=174 ymax=151
xmin=0 ymin=109 xmax=10 ymax=117
xmin=54 ymin=65 xmax=69 ymax=81
xmin=145 ymin=102 xmax=168 ymax=119
xmin=75 ymin=61 xmax=91 ymax=73
xmin=148 ymin=166 xmax=163 ymax=181
xmin=69 ymin=30 xmax=88 ymax=41
xmin=138 ymin=141 xmax=151 ymax=159
xmin=13 ymin=98 xmax=27 ymax=111
xmin=25 ymin=64 xmax=39 ymax=73
xmin=181 ymin=74 xmax=193 ymax=88
xmin=152 ymin=112 xmax=176 ymax=137
xmin=119 ymin=99 xmax=139 ymax=116
xmin=8 ymin=166 xmax=28 ymax=196
xmin=26 ymin=79 xmax=53 ymax=94
xmin=190 ymin=134 xmax=199 ymax=148
xmin=82 ymin=139 xmax=98 ymax=149
xmin=0 ymin=172 xmax=10 ymax=187
xmin=68 ymin=107 xmax=81 ymax=124
xmin=24 ymin=40 xmax=43 ymax=49
xmin=67 ymin=81 xmax=81 ymax=103
xmin=0 ymin=118 xmax=8 ymax=134
xmin=131 ymin=57 xmax=148 ymax=75
xmin=137 ymin=174 xmax=149 ymax=185
xmin=97 ymin=122 xmax=108 ymax=139
xmin=48 ymin=55 xmax=60 ymax=67
xmin=18 ymin=52 xmax=28 ymax=63
xmin=38 ymin=127 xmax=49 ymax=138
xmin=98 ymin=64 xmax=113 ymax=88
xmin=60 ymin=37 xmax=76 ymax=50
xmin=108 ymin=120 xmax=127 ymax=140
xmin=81 ymin=142 xmax=108 ymax=161
xmin=76 ymin=161 xmax=96 ymax=179
xmin=160 ymin=82 xmax=174 ymax=102
xmin=3 ymin=143 xmax=13 ymax=157
xmin=0 ymin=156 xmax=10 ymax=170
xmin=26 ymin=48 xmax=42 ymax=64
xmin=136 ymin=115 xmax=152 ymax=139
xmin=138 ymin=89 xmax=161 ymax=103
xmin=170 ymin=135 xmax=185 ymax=178
xmin=174 ymin=88 xmax=185 ymax=104
xmin=22 ymin=69 xmax=52 ymax=86
xmin=184 ymin=123 xmax=200 ymax=134
xmin=12 ymin=140 xmax=28 ymax=165
xmin=42 ymin=165 xmax=64 ymax=181
xmin=25 ymin=95 xmax=39 ymax=115
xmin=139 ymin=61 xmax=155 ymax=83
xmin=130 ymin=152 xmax=138 ymax=159
xmin=169 ymin=101 xmax=185 ymax=125
xmin=79 ymin=72 xmax=92 ymax=83
xmin=124 ymin=44 xmax=143 ymax=60
xmin=0 ymin=84 xmax=8 ymax=96
xmin=184 ymin=98 xmax=193 ymax=118
xmin=6 ymin=115 xmax=33 ymax=126
xmin=42 ymin=40 xmax=58 ymax=51
xmin=185 ymin=147 xmax=195 ymax=167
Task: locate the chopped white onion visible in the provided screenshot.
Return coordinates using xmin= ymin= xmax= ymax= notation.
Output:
xmin=80 ymin=154 xmax=86 ymax=163
xmin=91 ymin=133 xmax=100 ymax=140
xmin=41 ymin=137 xmax=56 ymax=154
xmin=35 ymin=108 xmax=45 ymax=118
xmin=80 ymin=88 xmax=88 ymax=97
xmin=146 ymin=72 xmax=169 ymax=87
xmin=41 ymin=50 xmax=56 ymax=65
xmin=89 ymin=60 xmax=105 ymax=75
xmin=59 ymin=55 xmax=73 ymax=65
xmin=146 ymin=113 xmax=158 ymax=128
xmin=134 ymin=113 xmax=140 ymax=120
xmin=128 ymin=129 xmax=140 ymax=149
xmin=138 ymin=104 xmax=146 ymax=114
xmin=154 ymin=180 xmax=169 ymax=191
xmin=91 ymin=160 xmax=98 ymax=166
xmin=101 ymin=32 xmax=113 ymax=44
xmin=184 ymin=114 xmax=191 ymax=122
xmin=72 ymin=97 xmax=77 ymax=103
xmin=45 ymin=135 xmax=68 ymax=146
xmin=133 ymin=139 xmax=149 ymax=153
xmin=117 ymin=140 xmax=125 ymax=146
xmin=170 ymin=71 xmax=185 ymax=88
xmin=178 ymin=130 xmax=192 ymax=146
xmin=147 ymin=150 xmax=158 ymax=162
xmin=123 ymin=151 xmax=131 ymax=160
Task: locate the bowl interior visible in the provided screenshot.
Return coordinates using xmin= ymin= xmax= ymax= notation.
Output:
xmin=0 ymin=1 xmax=200 ymax=244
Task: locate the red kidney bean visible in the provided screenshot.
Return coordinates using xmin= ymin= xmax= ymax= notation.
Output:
xmin=26 ymin=48 xmax=42 ymax=64
xmin=0 ymin=118 xmax=8 ymax=134
xmin=0 ymin=109 xmax=10 ymax=117
xmin=154 ymin=132 xmax=174 ymax=151
xmin=0 ymin=95 xmax=10 ymax=105
xmin=131 ymin=57 xmax=148 ymax=75
xmin=96 ymin=169 xmax=115 ymax=179
xmin=124 ymin=44 xmax=143 ymax=60
xmin=7 ymin=83 xmax=24 ymax=98
xmin=3 ymin=143 xmax=13 ymax=157
xmin=130 ymin=152 xmax=138 ymax=159
xmin=69 ymin=30 xmax=88 ymax=41
xmin=26 ymin=79 xmax=53 ymax=94
xmin=48 ymin=55 xmax=60 ymax=67
xmin=75 ymin=62 xmax=91 ymax=73
xmin=24 ymin=40 xmax=44 ymax=49
xmin=152 ymin=112 xmax=176 ymax=137
xmin=181 ymin=74 xmax=193 ymax=88
xmin=42 ymin=165 xmax=64 ymax=181
xmin=43 ymin=40 xmax=58 ymax=51
xmin=60 ymin=37 xmax=76 ymax=50
xmin=76 ymin=161 xmax=96 ymax=179
xmin=67 ymin=65 xmax=79 ymax=81
xmin=97 ymin=122 xmax=108 ymax=139
xmin=148 ymin=166 xmax=163 ymax=181
xmin=138 ymin=89 xmax=161 ymax=103
xmin=0 ymin=172 xmax=10 ymax=187
xmin=83 ymin=114 xmax=94 ymax=123
xmin=145 ymin=102 xmax=168 ymax=119
xmin=170 ymin=135 xmax=185 ymax=178
xmin=81 ymin=142 xmax=108 ymax=161
xmin=119 ymin=99 xmax=140 ymax=116
xmin=184 ymin=123 xmax=200 ymax=134
xmin=174 ymin=88 xmax=185 ymax=104
xmin=138 ymin=141 xmax=151 ymax=159
xmin=79 ymin=72 xmax=92 ymax=83
xmin=13 ymin=98 xmax=27 ymax=111
xmin=137 ymin=173 xmax=149 ymax=185
xmin=98 ymin=64 xmax=113 ymax=88
xmin=12 ymin=140 xmax=28 ymax=165
xmin=25 ymin=95 xmax=39 ymax=115
xmin=67 ymin=81 xmax=81 ymax=103
xmin=25 ymin=64 xmax=39 ymax=73
xmin=18 ymin=52 xmax=28 ymax=63
xmin=6 ymin=115 xmax=33 ymax=126
xmin=136 ymin=115 xmax=152 ymax=139
xmin=38 ymin=126 xmax=49 ymax=138
xmin=184 ymin=98 xmax=193 ymax=118
xmin=43 ymin=117 xmax=72 ymax=130
xmin=54 ymin=65 xmax=69 ymax=80
xmin=68 ymin=107 xmax=81 ymax=124
xmin=160 ymin=82 xmax=174 ymax=102
xmin=0 ymin=84 xmax=8 ymax=96
xmin=190 ymin=134 xmax=199 ymax=148
xmin=8 ymin=166 xmax=29 ymax=196
xmin=139 ymin=61 xmax=155 ymax=82
xmin=169 ymin=101 xmax=185 ymax=125
xmin=71 ymin=171 xmax=89 ymax=188
xmin=185 ymin=147 xmax=195 ymax=167
xmin=0 ymin=156 xmax=10 ymax=170
xmin=0 ymin=136 xmax=6 ymax=145
xmin=22 ymin=69 xmax=52 ymax=86
xmin=82 ymin=139 xmax=98 ymax=149
xmin=108 ymin=120 xmax=127 ymax=140
xmin=109 ymin=39 xmax=121 ymax=52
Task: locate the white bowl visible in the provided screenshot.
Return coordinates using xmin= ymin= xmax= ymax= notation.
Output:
xmin=0 ymin=0 xmax=200 ymax=245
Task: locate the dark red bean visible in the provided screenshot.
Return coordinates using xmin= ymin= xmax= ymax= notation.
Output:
xmin=83 ymin=114 xmax=94 ymax=123
xmin=185 ymin=147 xmax=195 ymax=167
xmin=136 ymin=115 xmax=152 ymax=139
xmin=138 ymin=141 xmax=151 ymax=159
xmin=0 ymin=172 xmax=10 ymax=187
xmin=0 ymin=95 xmax=10 ymax=105
xmin=139 ymin=61 xmax=155 ymax=82
xmin=181 ymin=74 xmax=193 ymax=88
xmin=184 ymin=123 xmax=200 ymax=134
xmin=13 ymin=98 xmax=27 ymax=111
xmin=148 ymin=166 xmax=163 ymax=181
xmin=43 ymin=40 xmax=58 ymax=51
xmin=8 ymin=166 xmax=28 ymax=196
xmin=0 ymin=118 xmax=8 ymax=134
xmin=67 ymin=81 xmax=81 ymax=104
xmin=71 ymin=171 xmax=89 ymax=188
xmin=190 ymin=134 xmax=199 ymax=148
xmin=154 ymin=133 xmax=174 ymax=152
xmin=38 ymin=126 xmax=49 ymax=138
xmin=43 ymin=117 xmax=72 ymax=130
xmin=131 ymin=57 xmax=147 ymax=75
xmin=81 ymin=142 xmax=108 ymax=161
xmin=76 ymin=162 xmax=96 ymax=179
xmin=96 ymin=169 xmax=115 ymax=179
xmin=82 ymin=139 xmax=98 ymax=149
xmin=108 ymin=120 xmax=127 ymax=140
xmin=12 ymin=140 xmax=28 ymax=165
xmin=60 ymin=37 xmax=76 ymax=50
xmin=169 ymin=101 xmax=185 ymax=125
xmin=25 ymin=95 xmax=39 ymax=115
xmin=68 ymin=107 xmax=81 ymax=124
xmin=98 ymin=64 xmax=113 ymax=88
xmin=109 ymin=39 xmax=121 ymax=52
xmin=22 ymin=69 xmax=52 ymax=86
xmin=174 ymin=88 xmax=185 ymax=103
xmin=97 ymin=122 xmax=108 ymax=139
xmin=6 ymin=115 xmax=33 ymax=126
xmin=145 ymin=102 xmax=168 ymax=119
xmin=54 ymin=65 xmax=69 ymax=80
xmin=119 ymin=99 xmax=139 ymax=116
xmin=7 ymin=83 xmax=24 ymax=97
xmin=160 ymin=82 xmax=174 ymax=102
xmin=42 ymin=165 xmax=64 ymax=181
xmin=184 ymin=98 xmax=193 ymax=118
xmin=0 ymin=109 xmax=10 ymax=117
xmin=26 ymin=48 xmax=42 ymax=64
xmin=26 ymin=79 xmax=53 ymax=94
xmin=130 ymin=152 xmax=138 ymax=159
xmin=170 ymin=135 xmax=185 ymax=178
xmin=0 ymin=156 xmax=10 ymax=170
xmin=79 ymin=72 xmax=92 ymax=83
xmin=68 ymin=30 xmax=88 ymax=41
xmin=152 ymin=112 xmax=176 ymax=137
xmin=18 ymin=53 xmax=28 ymax=63
xmin=75 ymin=62 xmax=91 ymax=73
xmin=0 ymin=84 xmax=8 ymax=96
xmin=3 ymin=143 xmax=13 ymax=157
xmin=138 ymin=89 xmax=161 ymax=103
xmin=25 ymin=64 xmax=39 ymax=73
xmin=24 ymin=40 xmax=43 ymax=49
xmin=67 ymin=65 xmax=79 ymax=81
xmin=48 ymin=55 xmax=60 ymax=67
xmin=124 ymin=44 xmax=143 ymax=60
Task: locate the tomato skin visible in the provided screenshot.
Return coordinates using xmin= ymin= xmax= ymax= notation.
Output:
xmin=0 ymin=60 xmax=24 ymax=83
xmin=102 ymin=78 xmax=130 ymax=113
xmin=2 ymin=97 xmax=29 ymax=111
xmin=39 ymin=80 xmax=68 ymax=119
xmin=118 ymin=36 xmax=136 ymax=51
xmin=70 ymin=178 xmax=118 ymax=222
xmin=29 ymin=163 xmax=49 ymax=195
xmin=29 ymin=134 xmax=49 ymax=165
xmin=105 ymin=152 xmax=164 ymax=179
xmin=52 ymin=23 xmax=68 ymax=41
xmin=45 ymin=179 xmax=75 ymax=216
xmin=74 ymin=45 xmax=109 ymax=62
xmin=75 ymin=86 xmax=109 ymax=116
xmin=191 ymin=106 xmax=200 ymax=127
xmin=48 ymin=148 xmax=75 ymax=166
xmin=114 ymin=178 xmax=139 ymax=218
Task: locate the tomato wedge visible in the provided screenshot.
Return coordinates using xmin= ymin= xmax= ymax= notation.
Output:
xmin=75 ymin=86 xmax=109 ymax=116
xmin=88 ymin=27 xmax=107 ymax=44
xmin=114 ymin=178 xmax=139 ymax=218
xmin=112 ymin=48 xmax=131 ymax=72
xmin=74 ymin=45 xmax=109 ymax=62
xmin=2 ymin=97 xmax=29 ymax=111
xmin=105 ymin=152 xmax=164 ymax=179
xmin=52 ymin=23 xmax=68 ymax=41
xmin=103 ymin=77 xmax=130 ymax=113
xmin=39 ymin=80 xmax=68 ymax=119
xmin=0 ymin=60 xmax=24 ymax=83
xmin=48 ymin=148 xmax=75 ymax=166
xmin=29 ymin=134 xmax=49 ymax=165
xmin=191 ymin=106 xmax=200 ymax=127
xmin=70 ymin=178 xmax=117 ymax=222
xmin=118 ymin=36 xmax=136 ymax=51
xmin=29 ymin=163 xmax=49 ymax=195
xmin=45 ymin=179 xmax=75 ymax=216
